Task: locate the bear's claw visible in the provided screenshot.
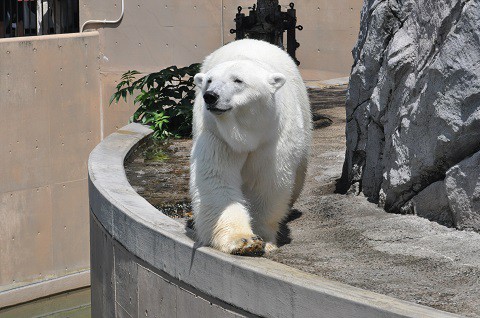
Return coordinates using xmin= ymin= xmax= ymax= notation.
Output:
xmin=232 ymin=235 xmax=265 ymax=256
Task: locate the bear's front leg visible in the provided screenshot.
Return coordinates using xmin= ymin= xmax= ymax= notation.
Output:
xmin=190 ymin=133 xmax=266 ymax=256
xmin=210 ymin=202 xmax=265 ymax=255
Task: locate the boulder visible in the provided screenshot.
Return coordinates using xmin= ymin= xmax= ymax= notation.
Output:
xmin=403 ymin=181 xmax=454 ymax=227
xmin=445 ymin=150 xmax=480 ymax=230
xmin=343 ymin=0 xmax=480 ymax=231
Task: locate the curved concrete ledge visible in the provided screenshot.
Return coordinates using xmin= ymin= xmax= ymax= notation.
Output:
xmin=88 ymin=123 xmax=463 ymax=318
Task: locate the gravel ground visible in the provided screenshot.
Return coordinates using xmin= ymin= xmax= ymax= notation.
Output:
xmin=125 ymin=85 xmax=480 ymax=317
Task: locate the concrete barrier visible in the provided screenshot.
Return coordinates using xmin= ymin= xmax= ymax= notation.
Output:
xmin=0 ymin=32 xmax=100 ymax=307
xmin=88 ymin=123 xmax=464 ymax=318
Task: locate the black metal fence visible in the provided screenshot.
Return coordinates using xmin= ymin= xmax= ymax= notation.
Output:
xmin=0 ymin=0 xmax=79 ymax=38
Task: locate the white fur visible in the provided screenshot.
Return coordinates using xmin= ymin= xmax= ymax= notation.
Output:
xmin=190 ymin=39 xmax=312 ymax=254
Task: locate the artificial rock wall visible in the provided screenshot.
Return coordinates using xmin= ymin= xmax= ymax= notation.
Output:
xmin=342 ymin=0 xmax=480 ymax=230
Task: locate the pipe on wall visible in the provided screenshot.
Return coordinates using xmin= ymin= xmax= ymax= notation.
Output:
xmin=81 ymin=0 xmax=124 ymax=32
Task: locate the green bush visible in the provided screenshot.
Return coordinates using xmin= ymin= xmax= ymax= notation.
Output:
xmin=110 ymin=63 xmax=201 ymax=140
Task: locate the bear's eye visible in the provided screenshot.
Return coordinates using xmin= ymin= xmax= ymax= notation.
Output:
xmin=207 ymin=79 xmax=212 ymax=84
xmin=234 ymin=78 xmax=243 ymax=84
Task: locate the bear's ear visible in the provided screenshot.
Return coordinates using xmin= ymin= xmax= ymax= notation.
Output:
xmin=268 ymin=73 xmax=286 ymax=90
xmin=194 ymin=73 xmax=205 ymax=87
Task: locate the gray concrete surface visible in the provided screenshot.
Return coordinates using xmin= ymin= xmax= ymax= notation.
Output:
xmin=269 ymin=95 xmax=480 ymax=317
xmin=89 ymin=122 xmax=465 ymax=318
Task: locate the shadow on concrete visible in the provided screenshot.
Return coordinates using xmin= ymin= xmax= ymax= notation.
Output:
xmin=277 ymin=209 xmax=303 ymax=247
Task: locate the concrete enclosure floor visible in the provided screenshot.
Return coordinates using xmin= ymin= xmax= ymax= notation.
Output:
xmin=125 ymin=85 xmax=480 ymax=318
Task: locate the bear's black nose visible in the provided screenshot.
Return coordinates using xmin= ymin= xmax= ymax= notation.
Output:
xmin=203 ymin=91 xmax=219 ymax=105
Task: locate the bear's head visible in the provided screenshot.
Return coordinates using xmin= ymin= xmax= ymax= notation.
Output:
xmin=194 ymin=60 xmax=286 ymax=115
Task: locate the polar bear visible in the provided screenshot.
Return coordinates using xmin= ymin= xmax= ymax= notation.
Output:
xmin=190 ymin=39 xmax=311 ymax=256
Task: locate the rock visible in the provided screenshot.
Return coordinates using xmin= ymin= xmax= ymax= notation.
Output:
xmin=445 ymin=150 xmax=480 ymax=230
xmin=342 ymin=0 xmax=480 ymax=230
xmin=404 ymin=181 xmax=454 ymax=227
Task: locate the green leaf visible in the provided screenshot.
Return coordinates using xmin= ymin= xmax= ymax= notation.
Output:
xmin=110 ymin=63 xmax=199 ymax=139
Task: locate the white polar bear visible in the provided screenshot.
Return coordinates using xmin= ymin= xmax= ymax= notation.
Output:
xmin=190 ymin=39 xmax=311 ymax=255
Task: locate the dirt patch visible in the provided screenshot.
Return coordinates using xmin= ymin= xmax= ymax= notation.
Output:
xmin=125 ymin=85 xmax=480 ymax=317
xmin=125 ymin=139 xmax=192 ymax=218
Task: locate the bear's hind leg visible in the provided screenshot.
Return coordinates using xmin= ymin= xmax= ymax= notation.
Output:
xmin=249 ymin=188 xmax=292 ymax=252
xmin=290 ymin=156 xmax=308 ymax=206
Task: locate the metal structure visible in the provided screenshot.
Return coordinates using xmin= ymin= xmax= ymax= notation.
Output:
xmin=0 ymin=0 xmax=79 ymax=38
xmin=230 ymin=1 xmax=303 ymax=65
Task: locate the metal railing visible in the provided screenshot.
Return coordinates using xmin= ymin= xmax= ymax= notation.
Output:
xmin=0 ymin=0 xmax=79 ymax=38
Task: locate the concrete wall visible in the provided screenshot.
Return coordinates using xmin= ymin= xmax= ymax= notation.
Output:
xmin=90 ymin=214 xmax=248 ymax=318
xmin=80 ymin=0 xmax=363 ymax=136
xmin=0 ymin=32 xmax=100 ymax=307
xmin=80 ymin=0 xmax=362 ymax=75
xmin=88 ymin=123 xmax=461 ymax=318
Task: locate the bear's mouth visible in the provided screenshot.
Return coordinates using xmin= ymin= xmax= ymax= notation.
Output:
xmin=206 ymin=105 xmax=232 ymax=115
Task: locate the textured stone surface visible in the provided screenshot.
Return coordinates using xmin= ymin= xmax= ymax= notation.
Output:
xmin=405 ymin=181 xmax=454 ymax=227
xmin=445 ymin=150 xmax=480 ymax=230
xmin=343 ymin=0 xmax=480 ymax=230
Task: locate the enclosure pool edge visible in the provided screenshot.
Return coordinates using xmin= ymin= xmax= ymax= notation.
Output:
xmin=87 ymin=122 xmax=464 ymax=318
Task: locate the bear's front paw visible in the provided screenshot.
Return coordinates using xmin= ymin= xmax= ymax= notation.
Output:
xmin=216 ymin=234 xmax=265 ymax=256
xmin=231 ymin=235 xmax=265 ymax=256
